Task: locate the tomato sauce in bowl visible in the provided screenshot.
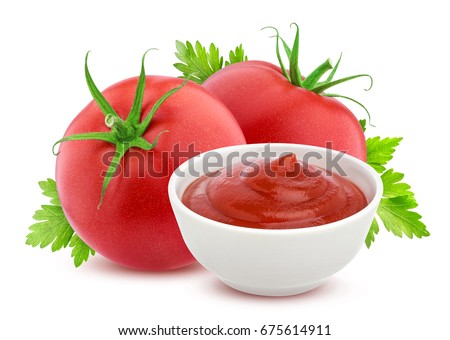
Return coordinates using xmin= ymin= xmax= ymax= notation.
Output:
xmin=182 ymin=153 xmax=367 ymax=230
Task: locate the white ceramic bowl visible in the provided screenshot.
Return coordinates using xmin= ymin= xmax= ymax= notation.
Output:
xmin=168 ymin=143 xmax=382 ymax=296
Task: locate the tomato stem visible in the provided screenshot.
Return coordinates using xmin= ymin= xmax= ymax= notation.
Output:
xmin=105 ymin=115 xmax=136 ymax=142
xmin=302 ymin=59 xmax=333 ymax=90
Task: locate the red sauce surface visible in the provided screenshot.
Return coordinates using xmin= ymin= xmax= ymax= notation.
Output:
xmin=182 ymin=153 xmax=368 ymax=229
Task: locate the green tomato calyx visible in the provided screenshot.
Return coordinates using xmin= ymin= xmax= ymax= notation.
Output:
xmin=52 ymin=51 xmax=188 ymax=207
xmin=263 ymin=23 xmax=373 ymax=123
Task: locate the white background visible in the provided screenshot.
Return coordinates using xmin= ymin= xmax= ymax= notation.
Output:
xmin=1 ymin=0 xmax=448 ymax=339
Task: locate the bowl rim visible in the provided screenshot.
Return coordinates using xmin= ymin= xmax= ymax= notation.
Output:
xmin=168 ymin=143 xmax=383 ymax=236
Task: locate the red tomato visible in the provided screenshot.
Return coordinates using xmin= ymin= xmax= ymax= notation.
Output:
xmin=56 ymin=76 xmax=246 ymax=270
xmin=203 ymin=60 xmax=367 ymax=161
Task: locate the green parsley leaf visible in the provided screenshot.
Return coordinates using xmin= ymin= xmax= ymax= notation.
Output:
xmin=39 ymin=178 xmax=61 ymax=206
xmin=70 ymin=234 xmax=96 ymax=268
xmin=174 ymin=40 xmax=248 ymax=84
xmin=377 ymin=195 xmax=430 ymax=239
xmin=365 ymin=136 xmax=430 ymax=247
xmin=26 ymin=179 xmax=95 ymax=267
xmin=366 ymin=169 xmax=429 ymax=246
xmin=359 ymin=119 xmax=366 ymax=132
xmin=366 ymin=136 xmax=403 ymax=173
xmin=27 ymin=204 xmax=74 ymax=251
xmin=381 ymin=169 xmax=413 ymax=198
xmin=365 ymin=218 xmax=379 ymax=248
xmin=174 ymin=41 xmax=223 ymax=84
xmin=225 ymin=44 xmax=248 ymax=66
